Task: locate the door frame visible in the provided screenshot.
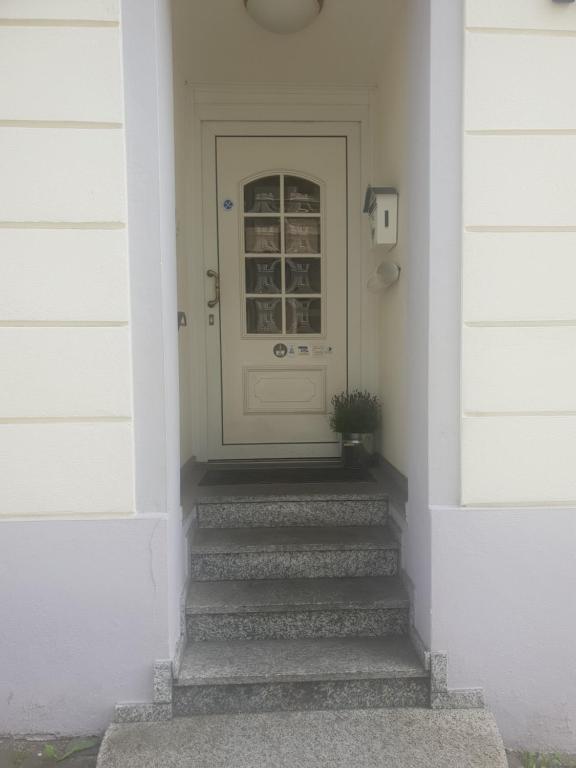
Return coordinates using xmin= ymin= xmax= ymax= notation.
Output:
xmin=182 ymin=86 xmax=379 ymax=461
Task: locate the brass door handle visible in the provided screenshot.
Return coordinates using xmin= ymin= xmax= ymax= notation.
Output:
xmin=207 ymin=269 xmax=220 ymax=308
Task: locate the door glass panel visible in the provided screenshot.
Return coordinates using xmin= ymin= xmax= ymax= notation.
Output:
xmin=285 ymin=258 xmax=321 ymax=294
xmin=244 ymin=175 xmax=280 ymax=213
xmin=285 ymin=217 xmax=320 ymax=254
xmin=284 ymin=176 xmax=320 ymax=213
xmin=242 ymin=174 xmax=322 ymax=335
xmin=246 ymin=297 xmax=283 ymax=334
xmin=246 ymin=257 xmax=282 ymax=294
xmin=286 ymin=298 xmax=321 ymax=334
xmin=244 ymin=217 xmax=281 ymax=253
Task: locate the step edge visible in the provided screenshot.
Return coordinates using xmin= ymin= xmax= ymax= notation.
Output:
xmin=190 ymin=541 xmax=399 ymax=555
xmin=195 ymin=494 xmax=390 ymax=506
xmin=186 ymin=598 xmax=410 ymax=615
xmin=175 ymin=669 xmax=428 ymax=687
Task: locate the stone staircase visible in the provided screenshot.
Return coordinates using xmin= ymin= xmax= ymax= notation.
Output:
xmin=99 ymin=490 xmax=508 ymax=768
xmin=172 ymin=493 xmax=431 ymax=716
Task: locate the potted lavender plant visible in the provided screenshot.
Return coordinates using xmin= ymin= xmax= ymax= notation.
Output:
xmin=329 ymin=390 xmax=381 ymax=467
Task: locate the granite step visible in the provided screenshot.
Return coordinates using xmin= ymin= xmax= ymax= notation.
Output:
xmin=98 ymin=709 xmax=508 ymax=768
xmin=173 ymin=637 xmax=429 ymax=716
xmin=186 ymin=575 xmax=409 ymax=640
xmin=195 ymin=494 xmax=388 ymax=528
xmin=189 ymin=525 xmax=399 ymax=581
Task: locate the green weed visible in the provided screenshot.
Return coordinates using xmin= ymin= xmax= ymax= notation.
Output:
xmin=42 ymin=739 xmax=98 ymax=762
xmin=521 ymin=753 xmax=573 ymax=768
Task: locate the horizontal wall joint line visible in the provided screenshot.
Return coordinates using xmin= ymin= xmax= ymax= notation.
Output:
xmin=463 ymin=500 xmax=576 ymax=509
xmin=0 ymin=120 xmax=123 ymax=130
xmin=0 ymin=19 xmax=119 ymax=28
xmin=464 ymin=411 xmax=576 ymax=418
xmin=466 ymin=129 xmax=576 ymax=136
xmin=0 ymin=417 xmax=132 ymax=425
xmin=465 ymin=320 xmax=576 ymax=328
xmin=431 ymin=504 xmax=576 ymax=513
xmin=0 ymin=512 xmax=137 ymax=522
xmin=465 ymin=226 xmax=576 ymax=233
xmin=0 ymin=321 xmax=129 ymax=328
xmin=0 ymin=222 xmax=126 ymax=230
xmin=466 ymin=26 xmax=576 ymax=38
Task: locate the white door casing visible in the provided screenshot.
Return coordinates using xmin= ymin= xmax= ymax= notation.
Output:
xmin=199 ymin=120 xmax=365 ymax=461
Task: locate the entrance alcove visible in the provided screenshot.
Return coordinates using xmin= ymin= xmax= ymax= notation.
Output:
xmin=171 ymin=0 xmax=410 ymax=474
xmin=168 ymin=0 xmax=461 ymax=663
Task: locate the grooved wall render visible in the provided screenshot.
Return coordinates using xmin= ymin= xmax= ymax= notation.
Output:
xmin=462 ymin=0 xmax=576 ymax=505
xmin=0 ymin=0 xmax=184 ymax=735
xmin=0 ymin=0 xmax=134 ymax=517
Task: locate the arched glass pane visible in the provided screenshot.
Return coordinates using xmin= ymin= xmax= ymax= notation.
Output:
xmin=284 ymin=175 xmax=320 ymax=213
xmin=244 ymin=175 xmax=280 ymax=213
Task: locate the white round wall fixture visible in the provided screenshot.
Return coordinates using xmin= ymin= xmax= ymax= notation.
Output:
xmin=367 ymin=262 xmax=401 ymax=294
xmin=244 ymin=0 xmax=323 ymax=34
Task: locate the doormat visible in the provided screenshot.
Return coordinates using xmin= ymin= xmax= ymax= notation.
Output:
xmin=199 ymin=466 xmax=376 ymax=486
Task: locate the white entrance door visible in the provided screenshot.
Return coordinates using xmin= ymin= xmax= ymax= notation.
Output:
xmin=211 ymin=135 xmax=348 ymax=459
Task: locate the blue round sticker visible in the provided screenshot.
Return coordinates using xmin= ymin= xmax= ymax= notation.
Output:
xmin=223 ymin=199 xmax=234 ymax=210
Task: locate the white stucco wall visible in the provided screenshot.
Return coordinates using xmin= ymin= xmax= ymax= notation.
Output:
xmin=429 ymin=0 xmax=576 ymax=751
xmin=172 ymin=0 xmax=399 ymax=86
xmin=3 ymin=0 xmax=574 ymax=750
xmin=375 ymin=6 xmax=409 ymax=476
xmin=0 ymin=0 xmax=185 ymax=734
xmin=0 ymin=0 xmax=133 ymax=517
xmin=375 ymin=0 xmax=433 ymax=652
xmin=462 ymin=0 xmax=576 ymax=506
xmin=372 ymin=0 xmax=576 ymax=749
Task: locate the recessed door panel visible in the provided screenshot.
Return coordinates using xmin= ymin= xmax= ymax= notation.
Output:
xmin=244 ymin=366 xmax=327 ymax=414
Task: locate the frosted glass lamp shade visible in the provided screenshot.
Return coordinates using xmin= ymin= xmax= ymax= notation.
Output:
xmin=244 ymin=0 xmax=323 ymax=33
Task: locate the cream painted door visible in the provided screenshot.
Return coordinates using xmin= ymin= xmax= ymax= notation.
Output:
xmin=214 ymin=135 xmax=348 ymax=458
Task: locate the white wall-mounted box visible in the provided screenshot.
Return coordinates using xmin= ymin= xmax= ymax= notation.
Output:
xmin=363 ymin=186 xmax=398 ymax=248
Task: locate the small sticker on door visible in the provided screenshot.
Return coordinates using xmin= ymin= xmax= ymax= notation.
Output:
xmin=273 ymin=343 xmax=288 ymax=358
xmin=297 ymin=345 xmax=310 ymax=356
xmin=311 ymin=344 xmax=334 ymax=356
xmin=223 ymin=199 xmax=234 ymax=210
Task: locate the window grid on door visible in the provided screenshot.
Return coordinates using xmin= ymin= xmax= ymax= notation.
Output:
xmin=243 ymin=174 xmax=322 ymax=336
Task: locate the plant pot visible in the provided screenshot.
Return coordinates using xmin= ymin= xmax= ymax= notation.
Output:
xmin=341 ymin=432 xmax=374 ymax=468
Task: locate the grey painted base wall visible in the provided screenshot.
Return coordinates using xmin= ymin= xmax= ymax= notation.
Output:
xmin=2 ymin=505 xmax=575 ymax=750
xmin=431 ymin=505 xmax=576 ymax=751
xmin=0 ymin=516 xmax=176 ymax=735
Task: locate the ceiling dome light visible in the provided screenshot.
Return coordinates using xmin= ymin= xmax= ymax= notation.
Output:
xmin=244 ymin=0 xmax=323 ymax=34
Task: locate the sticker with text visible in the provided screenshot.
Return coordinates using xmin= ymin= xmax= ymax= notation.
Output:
xmin=311 ymin=345 xmax=334 ymax=356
